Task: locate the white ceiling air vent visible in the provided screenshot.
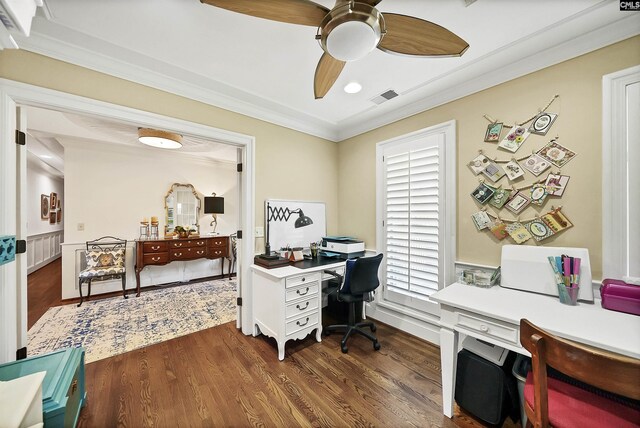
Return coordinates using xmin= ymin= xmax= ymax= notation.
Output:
xmin=370 ymin=89 xmax=399 ymax=105
xmin=0 ymin=0 xmax=41 ymax=50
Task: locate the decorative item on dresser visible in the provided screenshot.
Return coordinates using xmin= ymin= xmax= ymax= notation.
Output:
xmin=134 ymin=235 xmax=229 ymax=296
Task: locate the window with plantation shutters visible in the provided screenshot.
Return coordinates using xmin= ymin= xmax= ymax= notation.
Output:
xmin=376 ymin=122 xmax=456 ymax=316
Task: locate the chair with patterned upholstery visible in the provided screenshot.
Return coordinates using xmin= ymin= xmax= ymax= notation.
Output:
xmin=78 ymin=236 xmax=127 ymax=307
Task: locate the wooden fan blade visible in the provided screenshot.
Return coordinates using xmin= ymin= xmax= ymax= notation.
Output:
xmin=378 ymin=13 xmax=469 ymax=57
xmin=314 ymin=53 xmax=346 ymax=99
xmin=201 ymin=0 xmax=329 ymax=27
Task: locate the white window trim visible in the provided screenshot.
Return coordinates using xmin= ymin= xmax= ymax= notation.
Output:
xmin=602 ymin=65 xmax=640 ymax=280
xmin=374 ymin=120 xmax=457 ymax=319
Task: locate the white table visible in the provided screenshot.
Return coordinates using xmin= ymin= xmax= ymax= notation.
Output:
xmin=251 ymin=260 xmax=346 ymax=360
xmin=430 ymin=282 xmax=640 ymax=418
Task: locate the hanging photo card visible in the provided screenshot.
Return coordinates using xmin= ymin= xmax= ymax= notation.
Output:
xmin=506 ymin=222 xmax=532 ymax=244
xmin=471 ymin=183 xmax=495 ymax=204
xmin=482 ymin=161 xmax=506 ymax=182
xmin=529 ymin=112 xmax=558 ymax=136
xmin=469 ymin=154 xmax=490 ymax=175
xmin=524 ymin=219 xmax=555 ymax=242
xmin=498 ymin=126 xmax=530 ymax=153
xmin=504 ymin=160 xmax=525 ymax=181
xmin=490 ymin=220 xmax=508 ymax=240
xmin=536 ymin=141 xmax=576 ymax=168
xmin=545 ymin=173 xmax=570 ymax=196
xmin=484 ymin=122 xmax=503 ymax=142
xmin=530 ymin=183 xmax=549 ymax=206
xmin=489 ymin=188 xmax=512 ymax=209
xmin=471 ymin=211 xmax=492 ymax=230
xmin=542 ymin=210 xmax=573 ymax=234
xmin=522 ymin=153 xmax=551 ymax=176
xmin=505 ymin=192 xmax=530 ymax=214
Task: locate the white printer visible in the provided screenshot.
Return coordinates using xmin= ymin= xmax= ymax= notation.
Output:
xmin=320 ymin=236 xmax=365 ymax=259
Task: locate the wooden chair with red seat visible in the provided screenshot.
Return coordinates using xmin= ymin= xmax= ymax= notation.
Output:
xmin=519 ymin=319 xmax=640 ymax=428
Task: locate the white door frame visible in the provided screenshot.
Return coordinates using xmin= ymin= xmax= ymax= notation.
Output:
xmin=0 ymin=78 xmax=257 ymax=362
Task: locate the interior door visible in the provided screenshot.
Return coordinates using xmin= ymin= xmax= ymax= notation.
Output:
xmin=0 ymin=97 xmax=27 ymax=363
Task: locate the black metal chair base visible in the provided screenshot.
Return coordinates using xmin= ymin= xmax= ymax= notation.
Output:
xmin=325 ymin=318 xmax=381 ymax=354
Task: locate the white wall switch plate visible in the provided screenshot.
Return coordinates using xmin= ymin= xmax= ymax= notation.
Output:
xmin=255 ymin=226 xmax=264 ymax=238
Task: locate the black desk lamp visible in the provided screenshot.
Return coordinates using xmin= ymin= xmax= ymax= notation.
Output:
xmin=260 ymin=202 xmax=313 ymax=259
xmin=204 ymin=194 xmax=224 ymax=234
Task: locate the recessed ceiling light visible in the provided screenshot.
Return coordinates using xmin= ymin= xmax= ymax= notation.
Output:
xmin=344 ymin=82 xmax=362 ymax=94
xmin=138 ymin=128 xmax=182 ymax=149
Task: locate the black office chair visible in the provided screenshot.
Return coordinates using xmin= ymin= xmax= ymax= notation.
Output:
xmin=324 ymin=253 xmax=383 ymax=354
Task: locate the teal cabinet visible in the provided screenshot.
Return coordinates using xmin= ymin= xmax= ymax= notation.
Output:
xmin=0 ymin=348 xmax=86 ymax=427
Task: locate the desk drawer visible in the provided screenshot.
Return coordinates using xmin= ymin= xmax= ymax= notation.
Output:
xmin=285 ymin=282 xmax=319 ymax=302
xmin=143 ymin=253 xmax=169 ymax=265
xmin=286 ymin=312 xmax=319 ymax=335
xmin=170 ymin=247 xmax=207 ymax=260
xmin=285 ymin=296 xmax=318 ymax=319
xmin=142 ymin=241 xmax=168 ymax=253
xmin=286 ymin=273 xmax=320 ymax=289
xmin=456 ymin=312 xmax=519 ymax=346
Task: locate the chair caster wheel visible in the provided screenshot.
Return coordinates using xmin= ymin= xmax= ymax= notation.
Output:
xmin=374 ymin=342 xmax=381 ymax=351
xmin=341 ymin=345 xmax=348 ymax=354
xmin=324 ymin=330 xmax=330 ymax=337
xmin=370 ymin=324 xmax=376 ymax=332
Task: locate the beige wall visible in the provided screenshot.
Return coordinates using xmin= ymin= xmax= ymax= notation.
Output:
xmin=0 ymin=50 xmax=339 ymax=253
xmin=337 ymin=36 xmax=640 ymax=280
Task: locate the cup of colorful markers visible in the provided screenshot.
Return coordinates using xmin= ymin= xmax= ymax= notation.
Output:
xmin=547 ymin=255 xmax=581 ymax=305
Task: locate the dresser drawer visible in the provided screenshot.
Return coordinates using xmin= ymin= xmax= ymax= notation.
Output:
xmin=285 ymin=312 xmax=319 ymax=335
xmin=170 ymin=247 xmax=207 ymax=260
xmin=208 ymin=247 xmax=227 ymax=258
xmin=285 ymin=272 xmax=321 ymax=289
xmin=285 ymin=282 xmax=319 ymax=302
xmin=143 ymin=252 xmax=169 ymax=265
xmin=456 ymin=312 xmax=519 ymax=346
xmin=169 ymin=239 xmax=206 ymax=249
xmin=142 ymin=241 xmax=168 ymax=253
xmin=285 ymin=296 xmax=318 ymax=319
xmin=208 ymin=237 xmax=227 ymax=248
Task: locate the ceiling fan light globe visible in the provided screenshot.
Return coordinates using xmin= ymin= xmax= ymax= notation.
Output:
xmin=326 ymin=21 xmax=378 ymax=61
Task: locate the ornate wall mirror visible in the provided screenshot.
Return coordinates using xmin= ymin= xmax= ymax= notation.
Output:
xmin=164 ymin=183 xmax=201 ymax=234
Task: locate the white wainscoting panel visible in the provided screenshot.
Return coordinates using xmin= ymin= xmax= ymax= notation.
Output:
xmin=27 ymin=231 xmax=63 ymax=274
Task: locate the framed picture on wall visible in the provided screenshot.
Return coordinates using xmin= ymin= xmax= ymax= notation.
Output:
xmin=49 ymin=211 xmax=56 ymax=224
xmin=50 ymin=192 xmax=57 ymax=209
xmin=41 ymin=194 xmax=49 ymax=219
xmin=56 ymin=208 xmax=62 ymax=223
xmin=484 ymin=122 xmax=503 ymax=142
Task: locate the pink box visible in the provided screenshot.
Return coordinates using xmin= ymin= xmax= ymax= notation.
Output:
xmin=600 ymin=279 xmax=640 ymax=316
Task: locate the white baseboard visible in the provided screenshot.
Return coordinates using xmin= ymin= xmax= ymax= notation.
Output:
xmin=366 ymin=302 xmax=441 ymax=346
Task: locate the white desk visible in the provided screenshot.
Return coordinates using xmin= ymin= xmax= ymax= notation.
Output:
xmin=251 ymin=260 xmax=346 ymax=360
xmin=431 ymin=283 xmax=640 ymax=418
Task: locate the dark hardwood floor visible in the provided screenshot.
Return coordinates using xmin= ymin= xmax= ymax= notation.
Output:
xmin=28 ymin=258 xmax=63 ymax=329
xmin=29 ymin=260 xmax=519 ymax=427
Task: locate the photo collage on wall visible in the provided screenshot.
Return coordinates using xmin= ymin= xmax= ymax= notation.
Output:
xmin=42 ymin=193 xmax=62 ymax=224
xmin=470 ymin=100 xmax=575 ymax=244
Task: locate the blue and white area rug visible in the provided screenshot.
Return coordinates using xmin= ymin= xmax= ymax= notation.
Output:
xmin=28 ymin=279 xmax=237 ymax=363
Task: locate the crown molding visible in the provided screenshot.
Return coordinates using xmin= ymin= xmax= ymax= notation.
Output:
xmin=16 ymin=19 xmax=340 ymax=141
xmin=12 ymin=4 xmax=640 ymax=143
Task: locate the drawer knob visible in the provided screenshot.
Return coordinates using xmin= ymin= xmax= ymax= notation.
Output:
xmin=152 ymin=256 xmax=160 ymax=262
xmin=152 ymin=245 xmax=160 ymax=250
xmin=175 ymin=252 xmax=182 ymax=257
xmin=71 ymin=379 xmax=78 ymax=395
xmin=296 ymin=287 xmax=310 ymax=296
xmin=296 ymin=302 xmax=309 ymax=310
xmin=174 ymin=243 xmax=183 ymax=247
xmin=480 ymin=324 xmax=489 ymax=332
xmin=302 ymin=277 xmax=306 ymax=282
xmin=197 ymin=250 xmax=205 ymax=255
xmin=296 ymin=317 xmax=310 ymax=327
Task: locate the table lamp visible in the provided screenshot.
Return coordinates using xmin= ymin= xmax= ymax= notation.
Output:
xmin=204 ymin=194 xmax=224 ymax=234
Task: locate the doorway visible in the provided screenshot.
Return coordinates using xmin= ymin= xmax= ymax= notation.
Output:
xmin=0 ymin=79 xmax=256 ymax=363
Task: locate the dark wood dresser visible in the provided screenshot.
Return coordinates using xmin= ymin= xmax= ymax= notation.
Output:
xmin=134 ymin=235 xmax=229 ymax=296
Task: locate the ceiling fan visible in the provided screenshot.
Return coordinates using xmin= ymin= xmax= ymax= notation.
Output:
xmin=201 ymin=0 xmax=469 ymax=99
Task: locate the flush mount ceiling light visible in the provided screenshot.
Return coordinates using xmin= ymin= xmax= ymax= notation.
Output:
xmin=138 ymin=128 xmax=182 ymax=149
xmin=344 ymin=81 xmax=362 ymax=94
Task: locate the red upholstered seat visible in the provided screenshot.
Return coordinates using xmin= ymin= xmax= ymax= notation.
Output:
xmin=524 ymin=371 xmax=640 ymax=428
